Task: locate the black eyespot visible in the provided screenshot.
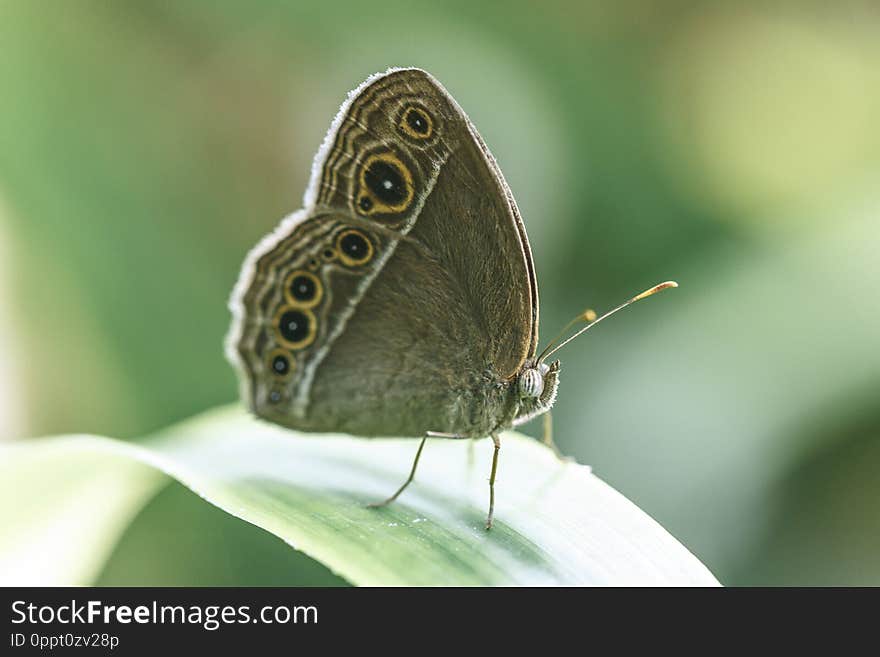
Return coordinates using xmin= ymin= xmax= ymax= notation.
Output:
xmin=278 ymin=310 xmax=310 ymax=344
xmin=290 ymin=274 xmax=317 ymax=303
xmin=400 ymin=106 xmax=434 ymax=140
xmin=405 ymin=108 xmax=430 ymax=135
xmin=338 ymin=230 xmax=372 ymax=265
xmin=364 ymin=159 xmax=407 ymax=206
xmin=358 ymin=196 xmax=373 ymax=212
xmin=284 ymin=270 xmax=322 ymax=309
xmin=322 ymin=248 xmax=336 ymax=261
xmin=271 ymin=353 xmax=290 ymax=376
xmin=267 ymin=348 xmax=295 ymax=379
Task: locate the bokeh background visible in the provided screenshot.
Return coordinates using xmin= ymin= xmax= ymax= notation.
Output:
xmin=1 ymin=1 xmax=879 ymax=586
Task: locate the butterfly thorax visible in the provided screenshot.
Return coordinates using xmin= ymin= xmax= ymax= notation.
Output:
xmin=423 ymin=359 xmax=560 ymax=437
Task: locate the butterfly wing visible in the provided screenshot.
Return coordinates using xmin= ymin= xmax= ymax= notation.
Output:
xmin=227 ymin=68 xmax=538 ymax=437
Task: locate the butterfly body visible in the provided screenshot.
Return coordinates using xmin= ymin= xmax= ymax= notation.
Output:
xmin=226 ymin=67 xmax=678 ymax=528
xmin=227 ymin=68 xmax=557 ymax=440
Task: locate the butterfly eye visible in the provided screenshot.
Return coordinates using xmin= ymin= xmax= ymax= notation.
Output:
xmin=274 ymin=307 xmax=317 ymax=350
xmin=284 ymin=270 xmax=322 ymax=309
xmin=267 ymin=348 xmax=294 ymax=379
xmin=356 ymin=152 xmax=414 ymax=215
xmin=336 ymin=229 xmax=373 ymax=267
xmin=399 ymin=105 xmax=434 ymax=140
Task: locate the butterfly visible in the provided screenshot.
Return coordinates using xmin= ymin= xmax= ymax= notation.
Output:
xmin=226 ymin=68 xmax=675 ymax=528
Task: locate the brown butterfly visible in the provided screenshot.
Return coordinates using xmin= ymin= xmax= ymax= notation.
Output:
xmin=227 ymin=68 xmax=675 ymax=528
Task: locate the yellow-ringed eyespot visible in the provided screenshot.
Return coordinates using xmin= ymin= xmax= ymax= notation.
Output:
xmin=284 ymin=270 xmax=322 ymax=309
xmin=266 ymin=347 xmax=295 ymax=380
xmin=399 ymin=105 xmax=434 ymax=140
xmin=335 ymin=229 xmax=373 ymax=267
xmin=273 ymin=306 xmax=317 ymax=350
xmin=356 ymin=152 xmax=414 ymax=215
xmin=321 ymin=247 xmax=338 ymax=262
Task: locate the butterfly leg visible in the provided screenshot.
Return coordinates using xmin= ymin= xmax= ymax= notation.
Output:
xmin=467 ymin=437 xmax=477 ymax=471
xmin=542 ymin=412 xmax=571 ymax=461
xmin=486 ymin=433 xmax=501 ymax=530
xmin=368 ymin=431 xmax=461 ymax=509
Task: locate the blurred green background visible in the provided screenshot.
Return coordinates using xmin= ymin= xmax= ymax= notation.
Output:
xmin=1 ymin=1 xmax=879 ymax=586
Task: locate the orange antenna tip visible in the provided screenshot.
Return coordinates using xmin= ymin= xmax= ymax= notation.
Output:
xmin=632 ymin=281 xmax=678 ymax=303
xmin=582 ymin=309 xmax=597 ymax=322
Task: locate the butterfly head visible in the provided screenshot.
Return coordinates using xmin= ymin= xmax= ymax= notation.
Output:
xmin=515 ymin=359 xmax=560 ymax=423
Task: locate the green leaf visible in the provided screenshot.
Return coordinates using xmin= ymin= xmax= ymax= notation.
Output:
xmin=0 ymin=405 xmax=719 ymax=586
xmin=0 ymin=441 xmax=162 ymax=585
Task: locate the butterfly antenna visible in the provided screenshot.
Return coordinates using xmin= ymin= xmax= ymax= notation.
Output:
xmin=537 ymin=281 xmax=678 ymax=363
xmin=535 ymin=308 xmax=598 ymax=364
